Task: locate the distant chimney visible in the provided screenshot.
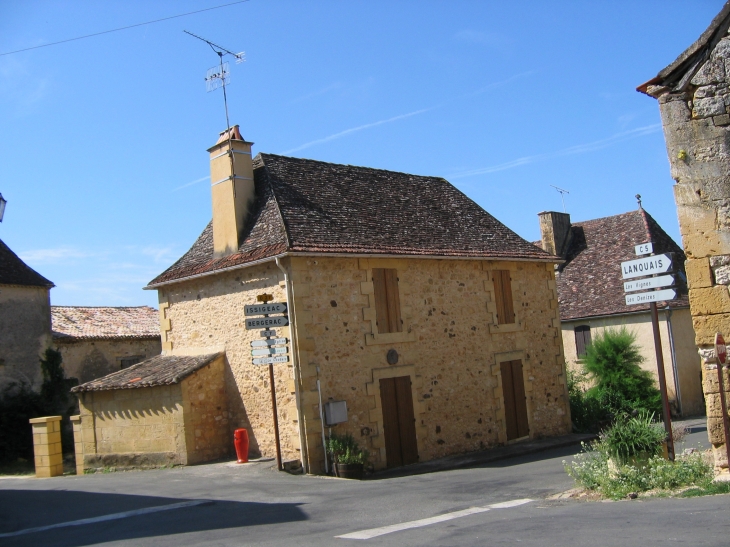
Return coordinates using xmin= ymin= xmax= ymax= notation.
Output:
xmin=208 ymin=126 xmax=255 ymax=258
xmin=538 ymin=211 xmax=572 ymax=259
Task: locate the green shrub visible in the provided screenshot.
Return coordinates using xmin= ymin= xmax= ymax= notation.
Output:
xmin=583 ymin=328 xmax=662 ymax=416
xmin=326 ymin=432 xmax=369 ymax=466
xmin=565 ymin=438 xmax=712 ymax=499
xmin=600 ymin=411 xmax=665 ymax=461
xmin=566 ymin=368 xmax=609 ymax=433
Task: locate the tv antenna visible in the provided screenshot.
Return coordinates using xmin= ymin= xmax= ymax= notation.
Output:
xmin=550 ymin=185 xmax=569 ymax=213
xmin=184 ymin=30 xmax=245 ymax=196
xmin=184 ymin=30 xmax=245 ymax=137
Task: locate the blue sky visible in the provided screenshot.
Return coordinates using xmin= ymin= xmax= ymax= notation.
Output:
xmin=0 ymin=1 xmax=723 ymax=307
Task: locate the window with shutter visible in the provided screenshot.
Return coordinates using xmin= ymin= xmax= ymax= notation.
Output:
xmin=492 ymin=270 xmax=515 ymax=325
xmin=574 ymin=325 xmax=591 ymax=358
xmin=372 ymin=268 xmax=403 ymax=333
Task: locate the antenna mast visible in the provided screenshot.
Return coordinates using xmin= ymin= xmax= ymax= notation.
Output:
xmin=550 ymin=185 xmax=570 ymax=213
xmin=184 ymin=30 xmax=245 ymax=195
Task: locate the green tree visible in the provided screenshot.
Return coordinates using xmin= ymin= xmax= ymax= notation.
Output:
xmin=583 ymin=328 xmax=662 ymax=416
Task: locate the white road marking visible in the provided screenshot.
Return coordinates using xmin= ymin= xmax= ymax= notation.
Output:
xmin=336 ymin=498 xmax=532 ymax=540
xmin=0 ymin=500 xmax=212 ymax=538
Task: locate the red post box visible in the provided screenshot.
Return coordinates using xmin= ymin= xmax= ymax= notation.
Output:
xmin=234 ymin=428 xmax=249 ymax=463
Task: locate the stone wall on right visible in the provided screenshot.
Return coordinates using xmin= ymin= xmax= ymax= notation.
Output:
xmin=653 ymin=34 xmax=730 ymax=473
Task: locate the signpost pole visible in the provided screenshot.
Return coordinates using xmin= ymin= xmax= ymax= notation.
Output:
xmin=269 ymin=362 xmax=283 ymax=471
xmin=713 ymin=333 xmax=730 ymax=472
xmin=650 ymin=302 xmax=675 ymax=461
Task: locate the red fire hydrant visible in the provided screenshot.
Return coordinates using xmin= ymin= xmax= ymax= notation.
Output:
xmin=234 ymin=428 xmax=249 ymax=463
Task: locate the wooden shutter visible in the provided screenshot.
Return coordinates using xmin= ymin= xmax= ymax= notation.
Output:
xmin=394 ymin=376 xmax=418 ymax=465
xmin=372 ymin=268 xmax=402 ymax=333
xmin=493 ymin=270 xmax=515 ymax=325
xmin=384 ymin=269 xmax=403 ymax=333
xmin=379 ymin=376 xmax=419 ymax=467
xmin=501 ymin=360 xmax=529 ymax=440
xmin=380 ymin=378 xmax=403 ymax=467
xmin=574 ymin=326 xmax=591 ymax=357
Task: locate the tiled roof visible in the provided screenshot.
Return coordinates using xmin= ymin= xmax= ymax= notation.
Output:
xmin=71 ymin=353 xmax=221 ymax=392
xmin=149 ymin=154 xmax=553 ymax=286
xmin=0 ymin=238 xmax=54 ymax=288
xmin=546 ymin=209 xmax=689 ymax=321
xmin=52 ymin=306 xmax=160 ymax=340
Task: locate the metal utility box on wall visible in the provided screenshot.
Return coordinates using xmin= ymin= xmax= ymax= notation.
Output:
xmin=324 ymin=400 xmax=347 ymax=426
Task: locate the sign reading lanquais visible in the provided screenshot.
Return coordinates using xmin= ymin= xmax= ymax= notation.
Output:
xmin=245 ymin=316 xmax=289 ymax=329
xmin=621 ymin=254 xmax=673 ymax=280
xmin=244 ymin=302 xmax=287 ymax=316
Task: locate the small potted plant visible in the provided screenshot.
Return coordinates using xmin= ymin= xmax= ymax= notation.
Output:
xmin=326 ymin=432 xmax=369 ymax=480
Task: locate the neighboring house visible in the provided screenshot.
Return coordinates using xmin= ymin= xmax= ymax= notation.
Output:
xmin=73 ymin=126 xmax=571 ymax=473
xmin=52 ymin=306 xmax=162 ymax=383
xmin=0 ymin=238 xmax=54 ymax=390
xmin=638 ymin=1 xmax=730 ymax=472
xmin=537 ymin=208 xmax=703 ymax=417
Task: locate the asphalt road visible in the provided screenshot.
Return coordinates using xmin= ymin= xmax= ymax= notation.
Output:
xmin=0 ymin=418 xmax=726 ymax=547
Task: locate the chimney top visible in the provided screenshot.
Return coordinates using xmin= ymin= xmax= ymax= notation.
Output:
xmin=215 ymin=125 xmax=248 ymax=145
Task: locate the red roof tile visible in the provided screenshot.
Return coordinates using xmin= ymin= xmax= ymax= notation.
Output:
xmin=52 ymin=306 xmax=160 ymax=340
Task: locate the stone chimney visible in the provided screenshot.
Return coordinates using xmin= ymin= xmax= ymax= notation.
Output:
xmin=538 ymin=211 xmax=572 ymax=259
xmin=208 ymin=125 xmax=255 ymax=258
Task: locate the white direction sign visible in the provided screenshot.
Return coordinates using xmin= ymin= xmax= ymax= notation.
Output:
xmin=244 ymin=302 xmax=287 ymax=316
xmin=624 ymin=275 xmax=675 ymax=293
xmin=251 ymin=347 xmax=288 ymax=356
xmin=259 ymin=329 xmax=278 ymax=337
xmin=621 ymin=254 xmax=673 ymax=280
xmin=625 ymin=288 xmax=677 ymax=305
xmin=251 ymin=338 xmax=288 ymax=347
xmin=252 ymin=355 xmax=289 ymax=365
xmin=245 ymin=316 xmax=289 ymax=330
xmin=635 ymin=242 xmax=654 ymax=256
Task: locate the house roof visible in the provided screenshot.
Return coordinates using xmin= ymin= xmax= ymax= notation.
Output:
xmin=148 ymin=154 xmax=554 ymax=287
xmin=540 ymin=209 xmax=689 ymax=321
xmin=0 ymin=238 xmax=54 ymax=288
xmin=71 ymin=353 xmax=221 ymax=392
xmin=638 ymin=1 xmax=730 ymax=96
xmin=52 ymin=306 xmax=160 ymax=340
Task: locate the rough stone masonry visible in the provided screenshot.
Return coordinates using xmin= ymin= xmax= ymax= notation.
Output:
xmin=640 ymin=4 xmax=730 ymax=473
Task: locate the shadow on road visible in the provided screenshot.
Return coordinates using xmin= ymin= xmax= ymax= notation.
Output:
xmin=0 ymin=489 xmax=307 ymax=547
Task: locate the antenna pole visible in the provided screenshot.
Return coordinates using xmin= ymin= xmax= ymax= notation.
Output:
xmin=550 ymin=185 xmax=570 ymax=213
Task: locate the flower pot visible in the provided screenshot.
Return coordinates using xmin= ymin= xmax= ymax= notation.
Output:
xmin=335 ymin=462 xmax=364 ymax=480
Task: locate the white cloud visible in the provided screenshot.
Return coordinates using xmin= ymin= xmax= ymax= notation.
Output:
xmin=289 ymin=82 xmax=343 ymax=104
xmin=19 ymin=246 xmax=93 ymax=263
xmin=281 ymin=108 xmax=433 ymax=154
xmin=173 ymin=175 xmax=209 ymax=192
xmin=448 ymin=124 xmax=662 ymax=179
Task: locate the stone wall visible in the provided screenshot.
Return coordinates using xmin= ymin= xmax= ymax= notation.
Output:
xmin=157 ymin=262 xmax=301 ymax=465
xmin=655 ymin=33 xmax=730 ymax=471
xmin=287 ymin=256 xmax=571 ymax=473
xmin=181 ymin=356 xmax=232 ymax=464
xmin=55 ymin=338 xmax=162 ymax=384
xmin=561 ymin=308 xmax=704 ymax=417
xmin=77 ymin=385 xmax=187 ymax=470
xmin=0 ymin=284 xmax=52 ymax=390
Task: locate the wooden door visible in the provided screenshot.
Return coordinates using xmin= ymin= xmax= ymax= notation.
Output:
xmin=379 ymin=376 xmax=418 ymax=467
xmin=500 ymin=360 xmax=529 ymax=440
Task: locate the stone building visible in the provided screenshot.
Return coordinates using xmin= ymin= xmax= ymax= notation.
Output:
xmin=537 ymin=208 xmax=703 ymax=417
xmin=52 ymin=306 xmax=161 ymax=383
xmin=71 ymin=353 xmax=228 ymax=470
xmin=0 ymin=238 xmax=54 ymax=390
xmin=639 ymin=1 xmax=730 ymax=472
xmin=74 ymin=126 xmax=572 ymax=473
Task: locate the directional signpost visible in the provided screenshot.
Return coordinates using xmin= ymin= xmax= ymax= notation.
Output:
xmin=245 ymin=295 xmax=290 ymax=471
xmin=620 ymin=246 xmax=676 ymax=460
